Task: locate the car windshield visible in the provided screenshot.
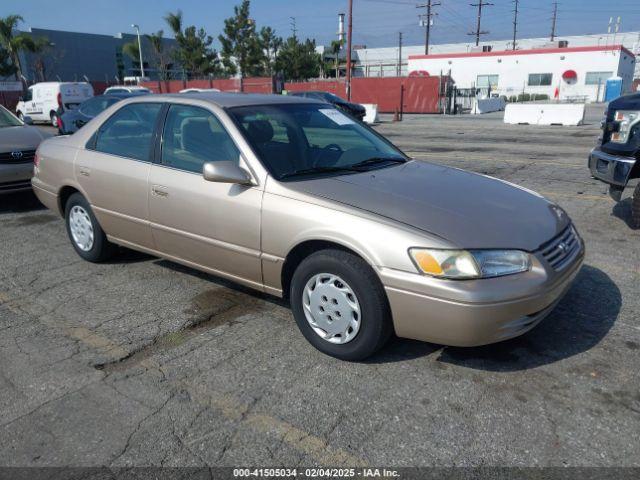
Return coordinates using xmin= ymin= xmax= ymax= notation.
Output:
xmin=80 ymin=96 xmax=121 ymax=117
xmin=229 ymin=103 xmax=406 ymax=180
xmin=0 ymin=105 xmax=23 ymax=127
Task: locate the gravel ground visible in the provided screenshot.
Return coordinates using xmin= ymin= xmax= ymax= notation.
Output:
xmin=0 ymin=105 xmax=638 ymax=470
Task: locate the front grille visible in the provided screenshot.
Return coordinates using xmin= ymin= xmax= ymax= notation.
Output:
xmin=0 ymin=150 xmax=36 ymax=164
xmin=0 ymin=180 xmax=31 ymax=192
xmin=539 ymin=225 xmax=581 ymax=271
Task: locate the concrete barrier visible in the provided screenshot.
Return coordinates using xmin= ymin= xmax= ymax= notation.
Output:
xmin=504 ymin=103 xmax=586 ymax=126
xmin=362 ymin=104 xmax=379 ymax=124
xmin=472 ymin=97 xmax=506 ymax=114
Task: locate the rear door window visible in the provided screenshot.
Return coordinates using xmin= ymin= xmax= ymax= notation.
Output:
xmin=93 ymin=103 xmax=162 ymax=161
xmin=160 ymin=104 xmax=240 ymax=174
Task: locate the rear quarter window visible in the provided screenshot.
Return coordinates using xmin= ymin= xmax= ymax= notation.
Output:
xmin=92 ymin=103 xmax=162 ymax=161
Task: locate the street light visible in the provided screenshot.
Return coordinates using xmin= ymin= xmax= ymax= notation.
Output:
xmin=131 ymin=24 xmax=145 ymax=80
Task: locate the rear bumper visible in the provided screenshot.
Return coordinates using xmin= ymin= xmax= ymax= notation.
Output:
xmin=588 ymin=147 xmax=636 ymax=188
xmin=0 ymin=162 xmax=33 ymax=194
xmin=380 ymin=240 xmax=585 ymax=347
xmin=31 ymin=178 xmax=60 ymax=214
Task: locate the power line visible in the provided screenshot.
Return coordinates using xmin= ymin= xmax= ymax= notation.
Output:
xmin=469 ymin=1 xmax=493 ymax=46
xmin=416 ymin=1 xmax=440 ymax=55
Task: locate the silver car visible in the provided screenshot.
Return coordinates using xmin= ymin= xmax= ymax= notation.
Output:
xmin=0 ymin=105 xmax=50 ymax=194
xmin=32 ymin=93 xmax=584 ymax=360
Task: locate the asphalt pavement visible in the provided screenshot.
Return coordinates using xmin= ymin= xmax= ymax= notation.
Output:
xmin=0 ymin=105 xmax=638 ymax=469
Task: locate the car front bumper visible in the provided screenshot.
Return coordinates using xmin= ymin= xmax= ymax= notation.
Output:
xmin=379 ymin=235 xmax=585 ymax=347
xmin=0 ymin=162 xmax=33 ymax=194
xmin=588 ymin=147 xmax=636 ymax=188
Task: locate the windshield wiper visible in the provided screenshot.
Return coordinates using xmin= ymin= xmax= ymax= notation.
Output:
xmin=349 ymin=157 xmax=407 ymax=170
xmin=279 ymin=165 xmax=358 ymax=180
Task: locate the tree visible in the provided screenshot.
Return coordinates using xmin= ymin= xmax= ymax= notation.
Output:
xmin=329 ymin=40 xmax=342 ymax=78
xmin=145 ymin=30 xmax=172 ymax=81
xmin=30 ymin=36 xmax=54 ymax=81
xmin=218 ymin=0 xmax=266 ymax=77
xmin=258 ymin=26 xmax=282 ymax=76
xmin=0 ymin=15 xmax=39 ymax=84
xmin=276 ymin=36 xmax=321 ymax=81
xmin=164 ymin=10 xmax=221 ymax=78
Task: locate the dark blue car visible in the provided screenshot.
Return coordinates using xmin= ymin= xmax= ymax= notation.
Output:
xmin=57 ymin=92 xmax=150 ymax=135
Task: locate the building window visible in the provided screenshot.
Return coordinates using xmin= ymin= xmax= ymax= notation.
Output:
xmin=477 ymin=74 xmax=499 ymax=88
xmin=528 ymin=73 xmax=553 ymax=86
xmin=585 ymin=71 xmax=613 ymax=85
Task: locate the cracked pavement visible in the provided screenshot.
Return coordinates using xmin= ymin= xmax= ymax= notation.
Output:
xmin=0 ymin=105 xmax=639 ymax=467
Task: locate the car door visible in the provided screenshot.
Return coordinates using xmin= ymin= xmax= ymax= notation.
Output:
xmin=23 ymin=87 xmax=41 ymax=119
xmin=75 ymin=101 xmax=163 ymax=249
xmin=148 ymin=103 xmax=263 ymax=286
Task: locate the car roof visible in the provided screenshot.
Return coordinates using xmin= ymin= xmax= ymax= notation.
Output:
xmin=126 ymin=92 xmax=323 ymax=108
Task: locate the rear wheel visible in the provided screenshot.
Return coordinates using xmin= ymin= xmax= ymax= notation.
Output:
xmin=64 ymin=193 xmax=115 ymax=262
xmin=290 ymin=249 xmax=392 ymax=361
xmin=632 ymin=183 xmax=640 ymax=229
xmin=50 ymin=111 xmax=58 ymax=127
xmin=16 ymin=111 xmax=23 ymax=121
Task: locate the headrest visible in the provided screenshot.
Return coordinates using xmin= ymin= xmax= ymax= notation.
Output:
xmin=181 ymin=118 xmax=212 ymax=152
xmin=246 ymin=120 xmax=274 ymax=144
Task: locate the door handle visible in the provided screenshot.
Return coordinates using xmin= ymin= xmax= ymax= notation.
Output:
xmin=78 ymin=166 xmax=90 ymax=177
xmin=151 ymin=185 xmax=169 ymax=197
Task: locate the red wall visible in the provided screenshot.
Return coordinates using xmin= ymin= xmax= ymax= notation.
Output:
xmin=285 ymin=76 xmax=444 ymax=113
xmin=142 ymin=77 xmax=274 ymax=94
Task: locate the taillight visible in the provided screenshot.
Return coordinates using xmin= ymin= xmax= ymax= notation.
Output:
xmin=34 ymin=151 xmax=40 ymax=167
xmin=57 ymin=115 xmax=63 ymax=130
xmin=57 ymin=92 xmax=62 ymax=108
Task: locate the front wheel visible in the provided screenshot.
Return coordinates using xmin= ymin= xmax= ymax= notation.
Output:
xmin=64 ymin=193 xmax=115 ymax=262
xmin=290 ymin=249 xmax=392 ymax=361
xmin=632 ymin=183 xmax=640 ymax=229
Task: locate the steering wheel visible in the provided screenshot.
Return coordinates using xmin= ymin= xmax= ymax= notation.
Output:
xmin=313 ymin=143 xmax=344 ymax=167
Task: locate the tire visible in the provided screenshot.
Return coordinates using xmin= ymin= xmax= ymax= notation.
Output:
xmin=16 ymin=111 xmax=23 ymax=121
xmin=290 ymin=249 xmax=392 ymax=361
xmin=64 ymin=193 xmax=115 ymax=262
xmin=50 ymin=111 xmax=58 ymax=127
xmin=632 ymin=183 xmax=640 ymax=229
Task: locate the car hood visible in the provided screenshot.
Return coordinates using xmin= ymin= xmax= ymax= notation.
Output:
xmin=284 ymin=161 xmax=570 ymax=251
xmin=0 ymin=125 xmax=45 ymax=151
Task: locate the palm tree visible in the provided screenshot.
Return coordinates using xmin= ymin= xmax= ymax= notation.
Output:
xmin=31 ymin=36 xmax=53 ymax=81
xmin=329 ymin=40 xmax=342 ymax=78
xmin=164 ymin=10 xmax=183 ymax=37
xmin=0 ymin=15 xmax=38 ymax=84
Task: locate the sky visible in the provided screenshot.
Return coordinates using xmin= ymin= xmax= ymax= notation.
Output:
xmin=3 ymin=0 xmax=640 ymax=49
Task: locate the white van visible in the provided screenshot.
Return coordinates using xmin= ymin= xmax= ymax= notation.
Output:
xmin=16 ymin=82 xmax=94 ymax=126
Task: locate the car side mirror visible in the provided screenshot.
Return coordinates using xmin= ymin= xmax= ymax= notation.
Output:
xmin=203 ymin=161 xmax=253 ymax=185
xmin=22 ymin=115 xmax=33 ymax=125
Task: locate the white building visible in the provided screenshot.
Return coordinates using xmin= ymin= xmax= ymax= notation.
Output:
xmin=407 ymin=44 xmax=636 ymax=102
xmin=354 ymin=31 xmax=640 ymax=79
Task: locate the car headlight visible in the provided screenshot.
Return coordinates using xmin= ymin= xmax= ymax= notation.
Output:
xmin=409 ymin=248 xmax=531 ymax=279
xmin=611 ymin=110 xmax=640 ymax=144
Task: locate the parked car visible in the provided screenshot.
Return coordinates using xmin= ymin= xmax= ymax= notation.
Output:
xmin=16 ymin=82 xmax=93 ymax=127
xmin=0 ymin=105 xmax=52 ymax=194
xmin=179 ymin=88 xmax=221 ymax=93
xmin=288 ymin=91 xmax=366 ymax=121
xmin=103 ymin=85 xmax=152 ymax=95
xmin=588 ymin=92 xmax=640 ymax=227
xmin=32 ymin=93 xmax=584 ymax=360
xmin=57 ymin=92 xmax=148 ymax=135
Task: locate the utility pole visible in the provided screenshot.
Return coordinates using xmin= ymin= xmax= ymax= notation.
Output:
xmin=550 ymin=2 xmax=558 ymax=41
xmin=290 ymin=16 xmax=297 ymax=37
xmin=345 ymin=0 xmax=353 ymax=100
xmin=417 ymin=1 xmax=440 ymax=55
xmin=397 ymin=31 xmax=403 ymax=77
xmin=468 ymin=1 xmax=493 ymax=47
xmin=512 ymin=0 xmax=519 ymax=50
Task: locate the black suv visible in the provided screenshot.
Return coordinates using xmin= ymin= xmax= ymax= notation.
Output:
xmin=589 ymin=92 xmax=640 ymax=227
